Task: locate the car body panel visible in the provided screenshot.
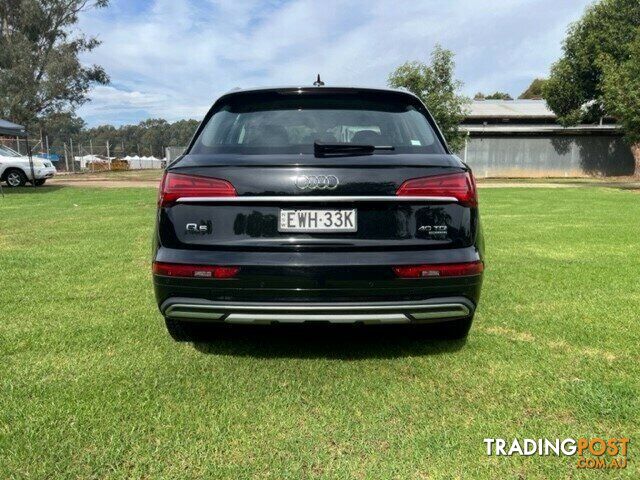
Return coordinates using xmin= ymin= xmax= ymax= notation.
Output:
xmin=159 ymin=157 xmax=477 ymax=251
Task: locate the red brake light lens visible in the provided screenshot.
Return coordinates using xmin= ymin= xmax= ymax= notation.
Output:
xmin=152 ymin=262 xmax=240 ymax=279
xmin=159 ymin=172 xmax=236 ymax=206
xmin=396 ymin=171 xmax=477 ymax=207
xmin=393 ymin=261 xmax=484 ymax=278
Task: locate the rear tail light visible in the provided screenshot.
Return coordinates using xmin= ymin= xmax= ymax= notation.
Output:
xmin=158 ymin=172 xmax=236 ymax=206
xmin=393 ymin=261 xmax=484 ymax=278
xmin=152 ymin=262 xmax=240 ymax=279
xmin=396 ymin=171 xmax=477 ymax=207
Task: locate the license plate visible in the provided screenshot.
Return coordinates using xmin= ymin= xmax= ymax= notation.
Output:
xmin=279 ymin=209 xmax=357 ymax=232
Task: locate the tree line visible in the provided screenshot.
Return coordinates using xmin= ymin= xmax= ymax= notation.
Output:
xmin=41 ymin=113 xmax=199 ymax=158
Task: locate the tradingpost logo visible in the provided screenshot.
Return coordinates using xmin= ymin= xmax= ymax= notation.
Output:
xmin=484 ymin=437 xmax=629 ymax=470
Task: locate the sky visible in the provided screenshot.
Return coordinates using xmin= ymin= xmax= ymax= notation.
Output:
xmin=76 ymin=0 xmax=595 ymax=127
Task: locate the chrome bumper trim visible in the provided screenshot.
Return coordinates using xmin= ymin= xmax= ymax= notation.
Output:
xmin=225 ymin=313 xmax=410 ymax=324
xmin=175 ymin=195 xmax=457 ymax=203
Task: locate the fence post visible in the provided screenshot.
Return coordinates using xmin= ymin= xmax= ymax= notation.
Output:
xmin=64 ymin=143 xmax=69 ymax=171
xmin=90 ymin=140 xmax=95 ymax=173
xmin=70 ymin=138 xmax=75 ymax=173
xmin=25 ymin=131 xmax=36 ymax=188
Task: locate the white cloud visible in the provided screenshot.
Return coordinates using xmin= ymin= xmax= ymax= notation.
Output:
xmin=77 ymin=0 xmax=593 ymax=126
xmin=84 ymin=86 xmax=165 ymax=110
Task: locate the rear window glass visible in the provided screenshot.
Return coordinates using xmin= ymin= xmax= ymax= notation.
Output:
xmin=190 ymin=92 xmax=445 ymax=155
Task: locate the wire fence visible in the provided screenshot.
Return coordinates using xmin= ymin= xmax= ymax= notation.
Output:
xmin=165 ymin=146 xmax=186 ymax=163
xmin=0 ymin=136 xmax=176 ymax=173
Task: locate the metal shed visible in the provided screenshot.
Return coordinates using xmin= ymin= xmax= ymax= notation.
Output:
xmin=459 ymin=100 xmax=635 ymax=177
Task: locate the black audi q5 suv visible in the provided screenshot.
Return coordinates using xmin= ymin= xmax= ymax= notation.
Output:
xmin=153 ymin=85 xmax=484 ymax=340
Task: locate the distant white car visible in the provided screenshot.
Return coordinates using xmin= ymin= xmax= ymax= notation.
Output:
xmin=0 ymin=145 xmax=57 ymax=187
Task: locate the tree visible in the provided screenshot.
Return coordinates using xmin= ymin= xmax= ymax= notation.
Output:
xmin=474 ymin=91 xmax=513 ymax=100
xmin=388 ymin=45 xmax=470 ymax=152
xmin=601 ymin=35 xmax=640 ymax=172
xmin=543 ymin=0 xmax=640 ymax=174
xmin=544 ymin=0 xmax=640 ymax=124
xmin=0 ymin=0 xmax=110 ymax=127
xmin=519 ymin=79 xmax=547 ymax=99
xmin=41 ymin=111 xmax=85 ymax=141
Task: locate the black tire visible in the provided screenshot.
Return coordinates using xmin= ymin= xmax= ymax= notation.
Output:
xmin=164 ymin=317 xmax=193 ymax=342
xmin=34 ymin=179 xmax=46 ymax=186
xmin=4 ymin=168 xmax=27 ymax=187
xmin=436 ymin=316 xmax=474 ymax=339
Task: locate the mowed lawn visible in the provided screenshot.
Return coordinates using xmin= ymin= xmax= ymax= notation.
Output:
xmin=1 ymin=185 xmax=638 ymax=479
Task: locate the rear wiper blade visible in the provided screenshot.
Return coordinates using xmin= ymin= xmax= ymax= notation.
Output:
xmin=314 ymin=141 xmax=394 ymax=157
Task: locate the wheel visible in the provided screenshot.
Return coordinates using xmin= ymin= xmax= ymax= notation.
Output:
xmin=33 ymin=179 xmax=46 ymax=186
xmin=164 ymin=317 xmax=193 ymax=341
xmin=437 ymin=316 xmax=474 ymax=339
xmin=5 ymin=169 xmax=27 ymax=187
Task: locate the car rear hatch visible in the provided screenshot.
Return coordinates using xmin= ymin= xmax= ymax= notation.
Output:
xmin=158 ymin=153 xmax=478 ymax=252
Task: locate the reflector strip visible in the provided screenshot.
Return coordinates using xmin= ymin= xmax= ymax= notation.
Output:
xmin=393 ymin=261 xmax=484 ymax=278
xmin=152 ymin=262 xmax=239 ymax=279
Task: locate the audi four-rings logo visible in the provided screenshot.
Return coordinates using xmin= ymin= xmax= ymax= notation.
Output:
xmin=294 ymin=175 xmax=339 ymax=190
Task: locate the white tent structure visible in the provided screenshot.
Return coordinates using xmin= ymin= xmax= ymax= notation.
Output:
xmin=123 ymin=155 xmax=164 ymax=169
xmin=71 ymin=154 xmax=165 ymax=171
xmin=74 ymin=154 xmax=109 ymax=169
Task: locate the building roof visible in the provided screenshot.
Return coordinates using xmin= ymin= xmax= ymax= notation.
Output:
xmin=465 ymin=100 xmax=555 ymax=120
xmin=0 ymin=118 xmax=26 ymax=137
xmin=461 ymin=99 xmax=623 ymax=134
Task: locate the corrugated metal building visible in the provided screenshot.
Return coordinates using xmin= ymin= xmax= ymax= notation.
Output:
xmin=458 ymin=100 xmax=635 ymax=177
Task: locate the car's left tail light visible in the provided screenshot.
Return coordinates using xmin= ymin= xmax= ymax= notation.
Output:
xmin=158 ymin=172 xmax=236 ymax=207
xmin=396 ymin=171 xmax=477 ymax=207
xmin=152 ymin=262 xmax=239 ymax=279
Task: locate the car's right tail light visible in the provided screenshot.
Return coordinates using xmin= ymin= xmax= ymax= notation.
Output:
xmin=158 ymin=172 xmax=236 ymax=206
xmin=393 ymin=261 xmax=484 ymax=278
xmin=396 ymin=171 xmax=477 ymax=207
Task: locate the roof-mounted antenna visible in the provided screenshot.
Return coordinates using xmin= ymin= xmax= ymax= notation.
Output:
xmin=313 ymin=74 xmax=325 ymax=86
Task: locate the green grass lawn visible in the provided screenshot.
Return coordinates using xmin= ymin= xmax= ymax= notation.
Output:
xmin=1 ymin=186 xmax=638 ymax=479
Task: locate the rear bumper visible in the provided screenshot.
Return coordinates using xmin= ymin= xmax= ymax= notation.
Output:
xmin=153 ymin=245 xmax=483 ymax=324
xmin=161 ymin=296 xmax=474 ymax=324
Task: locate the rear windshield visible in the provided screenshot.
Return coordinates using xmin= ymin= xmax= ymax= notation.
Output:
xmin=190 ymin=92 xmax=446 ymax=155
